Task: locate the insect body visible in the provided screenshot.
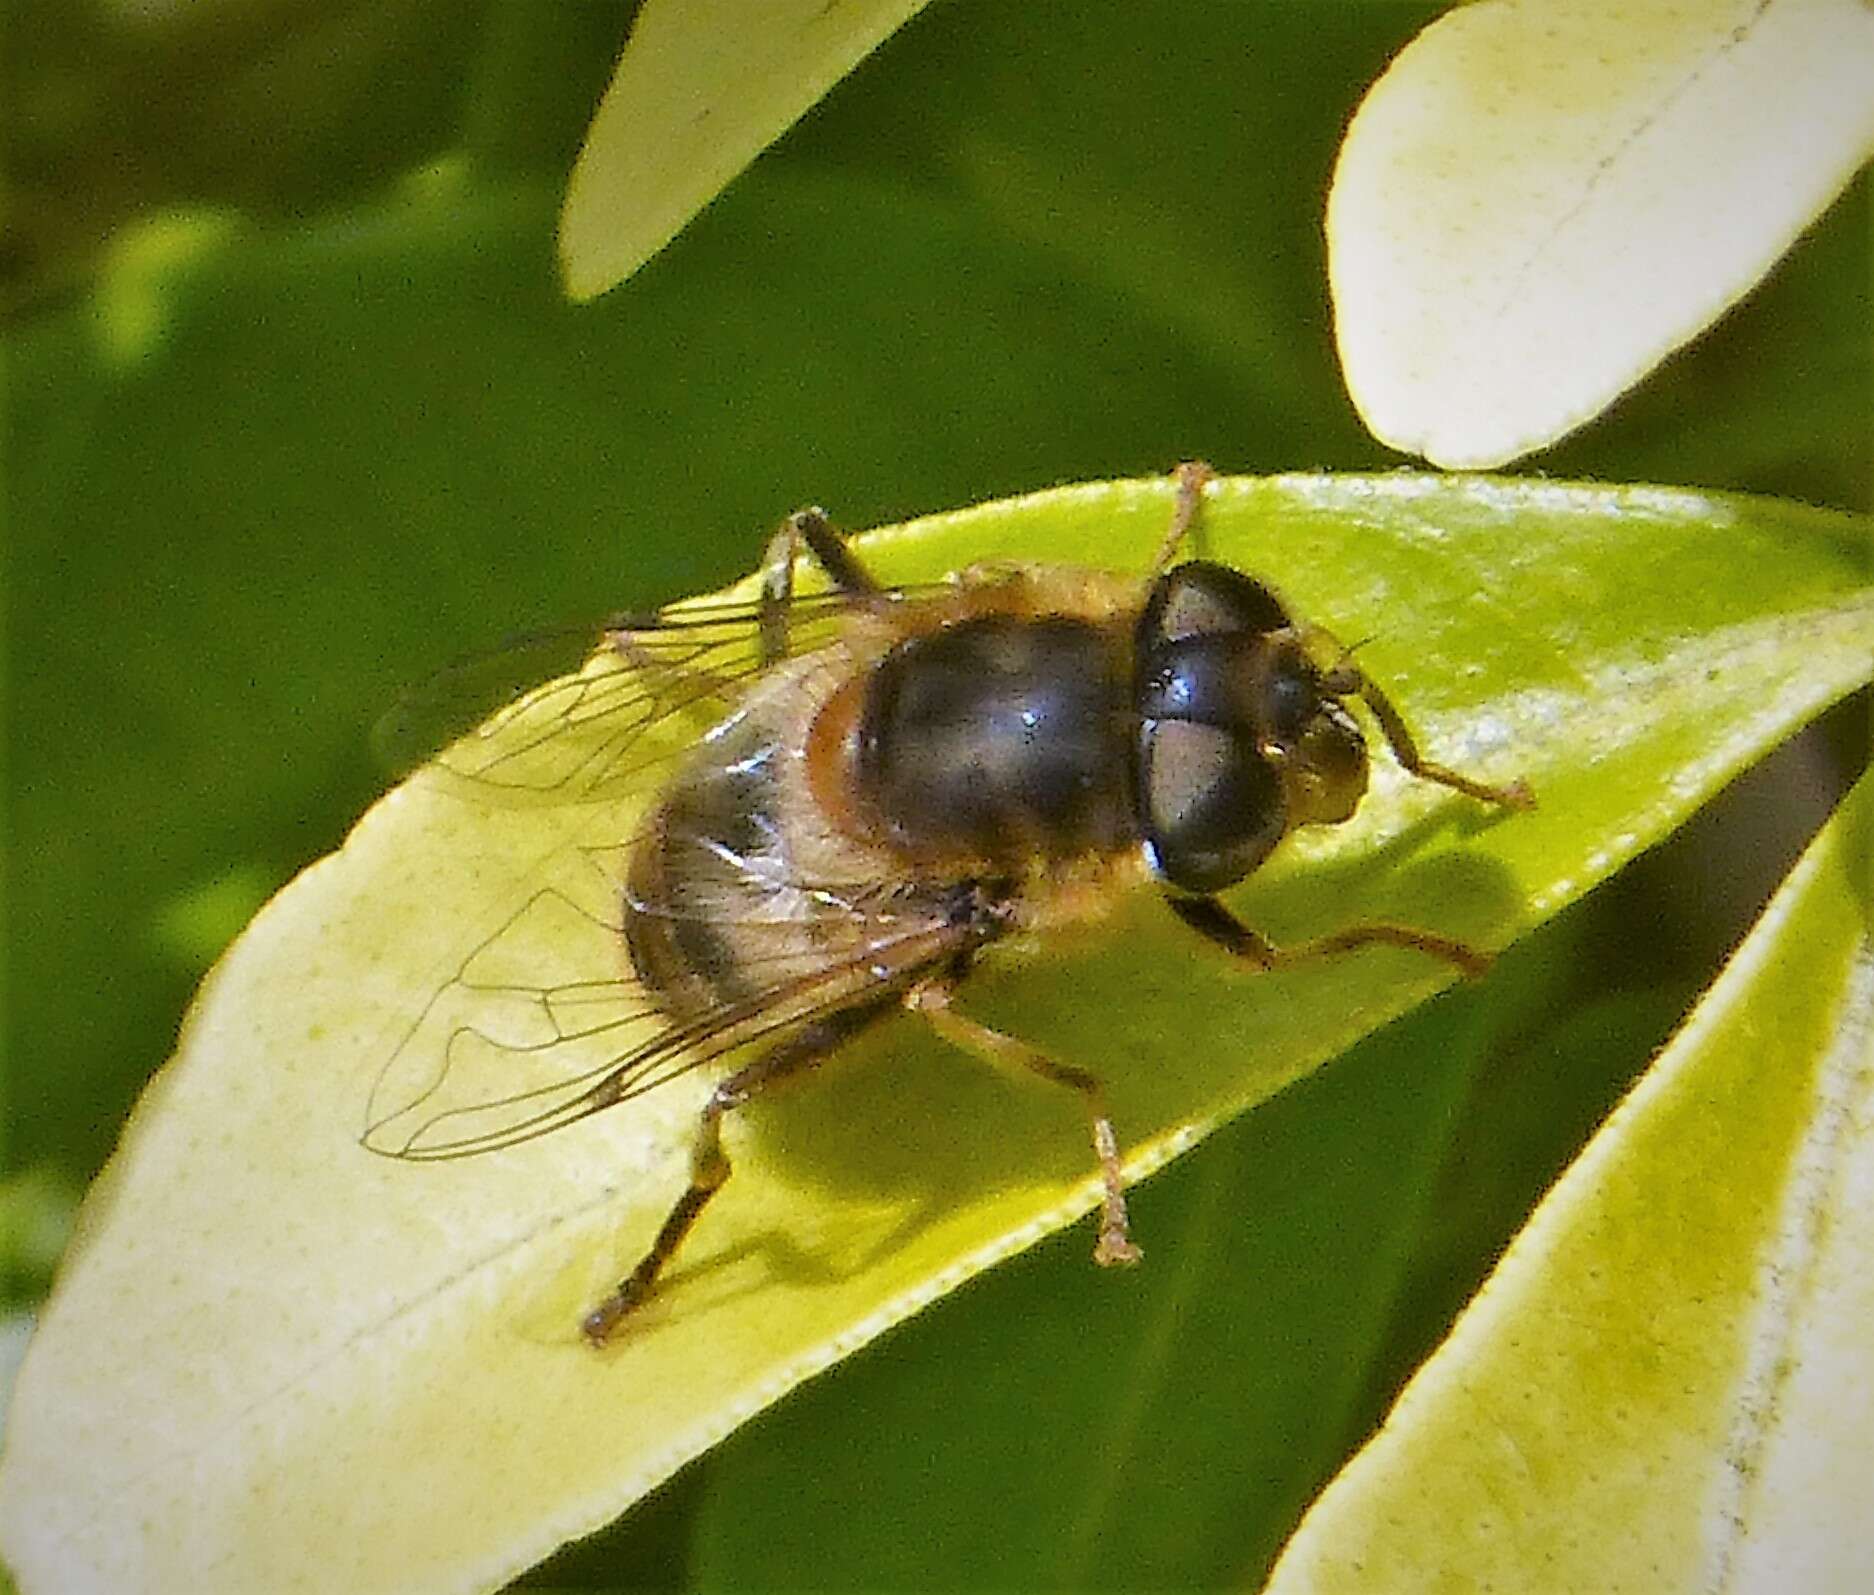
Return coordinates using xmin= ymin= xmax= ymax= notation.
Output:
xmin=367 ymin=465 xmax=1531 ymax=1344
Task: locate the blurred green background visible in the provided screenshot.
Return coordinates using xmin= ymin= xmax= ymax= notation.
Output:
xmin=5 ymin=1 xmax=1869 ymax=1587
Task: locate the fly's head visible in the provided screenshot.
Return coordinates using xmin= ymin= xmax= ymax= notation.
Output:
xmin=1133 ymin=561 xmax=1371 ymax=894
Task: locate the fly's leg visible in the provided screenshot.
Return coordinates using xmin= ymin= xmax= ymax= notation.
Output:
xmin=582 ymin=996 xmax=894 ymax=1345
xmin=1320 ymin=659 xmax=1536 ymax=811
xmin=604 ymin=503 xmax=885 ymax=693
xmin=1168 ymin=894 xmax=1497 ymax=980
xmin=1152 ymin=464 xmax=1532 ymax=814
xmin=1148 ymin=459 xmax=1217 ymax=574
xmin=906 ymin=978 xmax=1142 ymax=1268
xmin=759 ymin=507 xmax=881 ymax=664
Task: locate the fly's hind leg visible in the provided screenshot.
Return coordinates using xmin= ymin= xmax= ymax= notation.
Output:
xmin=582 ymin=996 xmax=895 ymax=1345
xmin=906 ymin=978 xmax=1142 ymax=1268
xmin=605 ymin=503 xmax=884 ymax=696
xmin=759 ymin=507 xmax=882 ymax=664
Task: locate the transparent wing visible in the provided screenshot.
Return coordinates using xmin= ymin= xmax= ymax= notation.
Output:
xmin=361 ymin=836 xmax=967 ymax=1159
xmin=372 ymin=624 xmax=613 ymax=781
xmin=364 ymin=572 xmax=970 ymax=1158
xmin=379 ymin=583 xmax=949 ymax=806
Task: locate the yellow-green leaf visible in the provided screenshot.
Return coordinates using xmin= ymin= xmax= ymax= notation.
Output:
xmin=1265 ymin=771 xmax=1874 ymax=1593
xmin=1329 ymin=0 xmax=1874 ymax=469
xmin=558 ymin=0 xmax=931 ymax=300
xmin=0 ymin=476 xmax=1868 ymax=1593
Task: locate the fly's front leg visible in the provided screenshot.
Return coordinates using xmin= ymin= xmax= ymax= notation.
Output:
xmin=1148 ymin=459 xmax=1217 ymax=574
xmin=759 ymin=507 xmax=882 ymax=664
xmin=906 ymin=978 xmax=1142 ymax=1268
xmin=1319 ymin=658 xmax=1536 ymax=812
xmin=1168 ymin=893 xmax=1497 ymax=980
xmin=582 ymin=997 xmax=894 ymax=1345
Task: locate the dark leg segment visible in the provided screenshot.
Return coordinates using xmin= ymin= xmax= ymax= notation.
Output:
xmin=1322 ymin=661 xmax=1535 ymax=811
xmin=759 ymin=507 xmax=881 ymax=665
xmin=1169 ymin=893 xmax=1498 ymax=979
xmin=582 ymin=996 xmax=894 ymax=1344
xmin=906 ymin=979 xmax=1142 ymax=1267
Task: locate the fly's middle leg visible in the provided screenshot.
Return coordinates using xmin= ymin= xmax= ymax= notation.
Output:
xmin=906 ymin=977 xmax=1142 ymax=1268
xmin=582 ymin=996 xmax=894 ymax=1345
xmin=759 ymin=507 xmax=882 ymax=664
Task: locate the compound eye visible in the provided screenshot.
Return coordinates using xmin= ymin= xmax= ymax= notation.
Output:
xmin=1139 ymin=719 xmax=1285 ymax=893
xmin=1140 ymin=562 xmax=1290 ymax=646
xmin=1262 ymin=649 xmax=1323 ymax=745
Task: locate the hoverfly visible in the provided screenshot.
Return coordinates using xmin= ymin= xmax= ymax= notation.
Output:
xmin=365 ymin=464 xmax=1531 ymax=1344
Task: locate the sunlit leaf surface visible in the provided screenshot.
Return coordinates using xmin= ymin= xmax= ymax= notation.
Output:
xmin=1266 ymin=774 xmax=1874 ymax=1593
xmin=1329 ymin=0 xmax=1874 ymax=468
xmin=0 ymin=476 xmax=1869 ymax=1593
xmin=559 ymin=0 xmax=931 ymax=299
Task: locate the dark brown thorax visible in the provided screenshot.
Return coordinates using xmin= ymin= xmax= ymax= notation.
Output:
xmin=851 ymin=613 xmax=1138 ymax=865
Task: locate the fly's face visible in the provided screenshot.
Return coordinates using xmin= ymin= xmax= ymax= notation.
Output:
xmin=1133 ymin=561 xmax=1373 ymax=894
xmin=1267 ymin=632 xmax=1371 ymax=829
